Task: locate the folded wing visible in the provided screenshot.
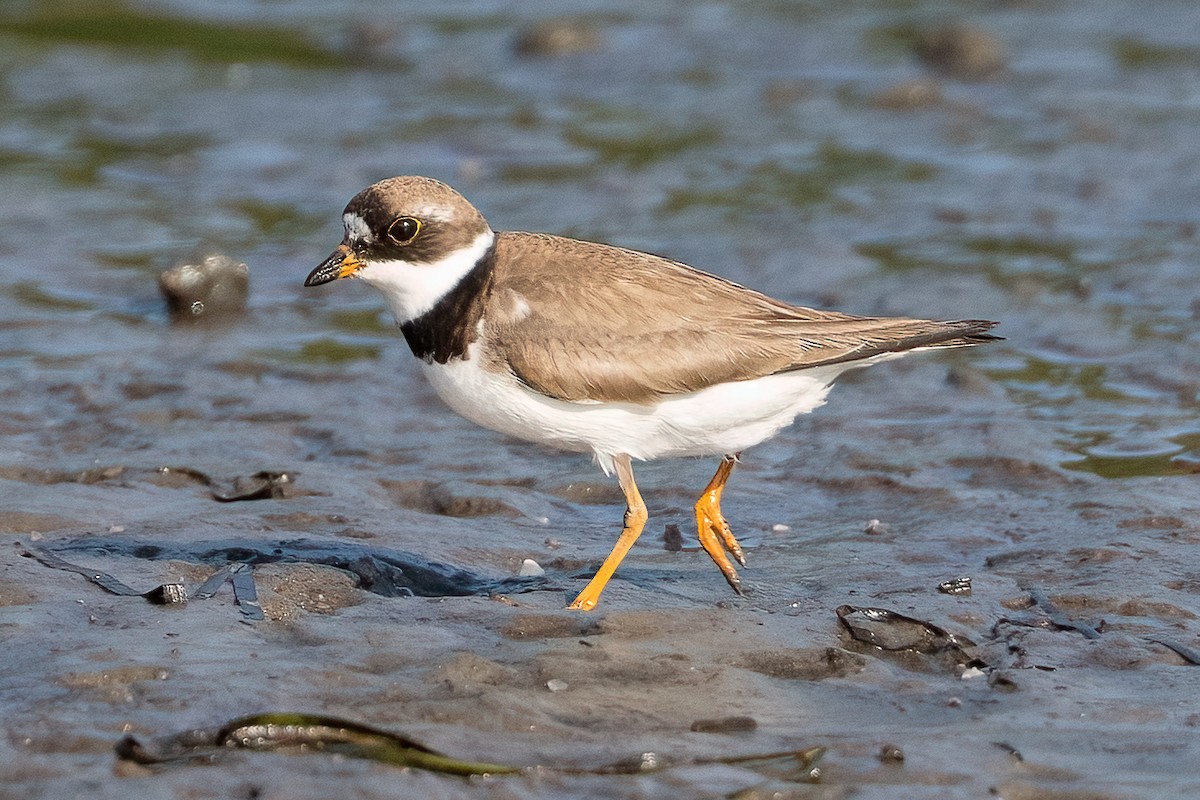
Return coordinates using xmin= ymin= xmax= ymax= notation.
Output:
xmin=485 ymin=233 xmax=998 ymax=405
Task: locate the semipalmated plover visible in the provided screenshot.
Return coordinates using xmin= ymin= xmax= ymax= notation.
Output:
xmin=306 ymin=176 xmax=999 ymax=610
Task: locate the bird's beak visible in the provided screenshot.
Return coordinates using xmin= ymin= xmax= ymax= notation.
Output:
xmin=305 ymin=243 xmax=363 ymax=287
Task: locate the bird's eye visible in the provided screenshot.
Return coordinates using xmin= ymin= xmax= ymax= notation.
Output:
xmin=387 ymin=216 xmax=421 ymax=244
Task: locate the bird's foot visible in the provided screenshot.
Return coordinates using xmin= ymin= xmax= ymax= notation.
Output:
xmin=695 ymin=494 xmax=746 ymax=595
xmin=568 ymin=513 xmax=646 ymax=612
xmin=566 ymin=590 xmax=600 ymax=612
xmin=568 ymin=455 xmax=649 ymax=611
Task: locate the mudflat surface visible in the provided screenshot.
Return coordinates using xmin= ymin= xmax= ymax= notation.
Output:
xmin=2 ymin=2 xmax=1199 ymax=797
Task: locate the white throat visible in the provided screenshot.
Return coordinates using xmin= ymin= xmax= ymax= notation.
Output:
xmin=357 ymin=229 xmax=494 ymax=323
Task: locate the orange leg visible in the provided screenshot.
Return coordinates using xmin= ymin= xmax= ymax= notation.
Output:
xmin=694 ymin=454 xmax=746 ymax=595
xmin=568 ymin=454 xmax=647 ymax=611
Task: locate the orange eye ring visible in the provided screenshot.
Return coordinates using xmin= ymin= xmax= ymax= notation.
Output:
xmin=387 ymin=216 xmax=421 ymax=244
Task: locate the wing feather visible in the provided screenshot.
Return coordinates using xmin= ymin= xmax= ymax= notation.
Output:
xmin=483 ymin=232 xmax=997 ymax=404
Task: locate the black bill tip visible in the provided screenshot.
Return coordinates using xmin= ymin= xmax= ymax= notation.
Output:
xmin=305 ymin=244 xmax=361 ymax=287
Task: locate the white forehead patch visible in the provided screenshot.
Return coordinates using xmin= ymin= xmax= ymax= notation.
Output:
xmin=343 ymin=212 xmax=373 ymax=244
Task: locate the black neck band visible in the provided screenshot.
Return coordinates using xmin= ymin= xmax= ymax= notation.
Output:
xmin=399 ymin=241 xmax=496 ymax=364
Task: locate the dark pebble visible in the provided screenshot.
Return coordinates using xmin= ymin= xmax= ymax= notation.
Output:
xmin=663 ymin=523 xmax=684 ymax=551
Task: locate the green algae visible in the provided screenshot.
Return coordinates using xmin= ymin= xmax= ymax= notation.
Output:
xmin=0 ymin=8 xmax=352 ymax=68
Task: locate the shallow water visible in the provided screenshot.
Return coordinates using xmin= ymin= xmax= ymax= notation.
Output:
xmin=2 ymin=1 xmax=1199 ymax=797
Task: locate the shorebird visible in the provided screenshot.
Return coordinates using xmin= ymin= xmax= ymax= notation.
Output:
xmin=306 ymin=176 xmax=998 ymax=609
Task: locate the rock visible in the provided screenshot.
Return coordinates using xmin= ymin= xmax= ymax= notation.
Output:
xmin=158 ymin=254 xmax=249 ymax=322
xmin=518 ymin=558 xmax=545 ymax=577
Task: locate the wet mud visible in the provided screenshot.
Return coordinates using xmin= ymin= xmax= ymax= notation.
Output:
xmin=2 ymin=1 xmax=1200 ymax=798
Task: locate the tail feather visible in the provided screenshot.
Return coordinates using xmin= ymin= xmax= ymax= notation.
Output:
xmin=796 ymin=318 xmax=1001 ymax=371
xmin=921 ymin=319 xmax=1003 ymax=349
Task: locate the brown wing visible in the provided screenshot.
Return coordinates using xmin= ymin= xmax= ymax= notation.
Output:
xmin=483 ymin=232 xmax=997 ymax=405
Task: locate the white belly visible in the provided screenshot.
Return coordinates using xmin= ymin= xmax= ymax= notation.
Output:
xmin=419 ymin=343 xmax=906 ymax=474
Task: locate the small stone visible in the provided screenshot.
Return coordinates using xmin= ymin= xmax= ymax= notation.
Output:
xmin=960 ymin=666 xmax=986 ymax=680
xmin=158 ymin=254 xmax=249 ymax=323
xmin=546 ymin=678 xmax=568 ymax=692
xmin=879 ymin=743 xmax=905 ymax=764
xmin=663 ymin=523 xmax=684 ymax=552
xmin=771 ymin=523 xmax=791 ymax=532
xmin=864 ymin=519 xmax=889 ymax=535
xmin=518 ymin=558 xmax=545 ymax=577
